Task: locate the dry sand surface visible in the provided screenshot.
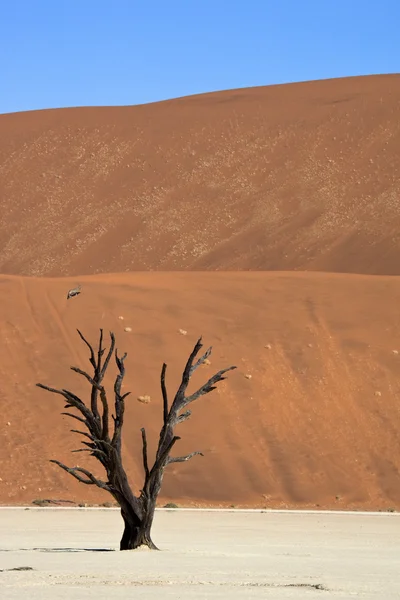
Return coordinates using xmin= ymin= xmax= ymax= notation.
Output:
xmin=1 ymin=508 xmax=400 ymax=599
xmin=1 ymin=271 xmax=400 ymax=509
xmin=1 ymin=74 xmax=400 ymax=511
xmin=0 ymin=74 xmax=399 ymax=276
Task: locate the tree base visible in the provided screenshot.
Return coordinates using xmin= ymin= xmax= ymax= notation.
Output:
xmin=120 ymin=507 xmax=159 ymax=550
xmin=120 ymin=535 xmax=159 ymax=551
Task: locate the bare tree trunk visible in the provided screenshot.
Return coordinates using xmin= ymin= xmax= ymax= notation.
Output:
xmin=120 ymin=503 xmax=157 ymax=550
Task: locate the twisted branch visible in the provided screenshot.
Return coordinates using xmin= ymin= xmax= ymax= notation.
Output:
xmin=49 ymin=459 xmax=110 ymax=490
xmin=36 ymin=330 xmax=130 ymax=496
xmin=167 ymin=451 xmax=204 ymax=464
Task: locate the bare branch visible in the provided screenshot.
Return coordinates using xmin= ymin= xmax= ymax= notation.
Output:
xmin=114 ymin=351 xmax=127 ymax=396
xmin=171 ymin=338 xmax=203 ymax=411
xmin=141 ymin=428 xmax=150 ymax=481
xmin=100 ymin=332 xmax=115 ymax=378
xmin=71 ymin=447 xmax=107 ymax=457
xmin=50 ymin=460 xmax=110 ymax=490
xmin=37 ymin=384 xmax=88 ymax=416
xmin=61 ymin=412 xmax=87 ymax=426
xmin=177 ymin=410 xmax=191 ymax=424
xmin=37 ymin=382 xmax=72 ymax=399
xmin=150 ymin=436 xmax=180 ymax=476
xmin=70 ymin=429 xmax=115 ymax=455
xmin=183 ymin=366 xmax=237 ymax=407
xmin=76 ymin=329 xmax=97 ymax=370
xmin=62 ymin=333 xmax=113 ymax=442
xmin=81 ymin=441 xmax=96 ymax=450
xmin=37 ymin=383 xmax=100 ymax=437
xmin=153 ymin=339 xmax=236 ymax=480
xmin=190 ymin=346 xmax=212 ymax=375
xmin=161 ymin=363 xmax=168 ymax=425
xmin=112 ymin=351 xmax=129 ymax=446
xmin=71 ymin=447 xmax=108 ymax=458
xmin=97 ymin=328 xmax=105 ymax=370
xmin=168 ymin=451 xmax=204 ymax=464
xmin=70 ymin=366 xmax=102 ymax=389
xmin=99 ymin=387 xmax=109 ymax=441
xmin=76 ymin=329 xmax=102 ymax=425
xmin=63 ymin=389 xmax=87 ymax=406
xmin=75 ymin=330 xmax=115 ymax=430
xmin=70 ymin=429 xmax=93 ymax=441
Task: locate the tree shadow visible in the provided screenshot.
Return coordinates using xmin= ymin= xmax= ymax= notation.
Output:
xmin=0 ymin=547 xmax=115 ymax=553
xmin=32 ymin=547 xmax=115 ymax=553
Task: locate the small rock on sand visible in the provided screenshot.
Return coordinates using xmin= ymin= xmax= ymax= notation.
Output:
xmin=137 ymin=395 xmax=151 ymax=404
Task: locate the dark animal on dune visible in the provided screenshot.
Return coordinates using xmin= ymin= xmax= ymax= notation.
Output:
xmin=67 ymin=285 xmax=81 ymax=299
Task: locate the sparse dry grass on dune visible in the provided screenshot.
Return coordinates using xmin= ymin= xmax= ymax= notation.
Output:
xmin=1 ymin=271 xmax=400 ymax=509
xmin=0 ymin=74 xmax=400 ymax=276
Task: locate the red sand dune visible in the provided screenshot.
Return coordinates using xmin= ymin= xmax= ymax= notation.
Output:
xmin=1 ymin=75 xmax=400 ymax=509
xmin=0 ymin=74 xmax=400 ymax=276
xmin=1 ymin=272 xmax=400 ymax=509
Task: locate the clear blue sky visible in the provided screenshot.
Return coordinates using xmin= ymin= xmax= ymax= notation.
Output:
xmin=1 ymin=1 xmax=399 ymax=114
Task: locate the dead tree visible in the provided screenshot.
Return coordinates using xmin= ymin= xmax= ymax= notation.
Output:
xmin=36 ymin=329 xmax=236 ymax=550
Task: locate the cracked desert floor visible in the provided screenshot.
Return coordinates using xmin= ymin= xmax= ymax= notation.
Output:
xmin=1 ymin=508 xmax=400 ymax=599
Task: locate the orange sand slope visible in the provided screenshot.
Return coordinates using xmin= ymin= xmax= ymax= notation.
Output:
xmin=1 ymin=74 xmax=400 ymax=277
xmin=1 ymin=271 xmax=400 ymax=509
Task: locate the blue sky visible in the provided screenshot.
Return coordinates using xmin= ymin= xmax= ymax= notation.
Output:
xmin=1 ymin=1 xmax=399 ymax=114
